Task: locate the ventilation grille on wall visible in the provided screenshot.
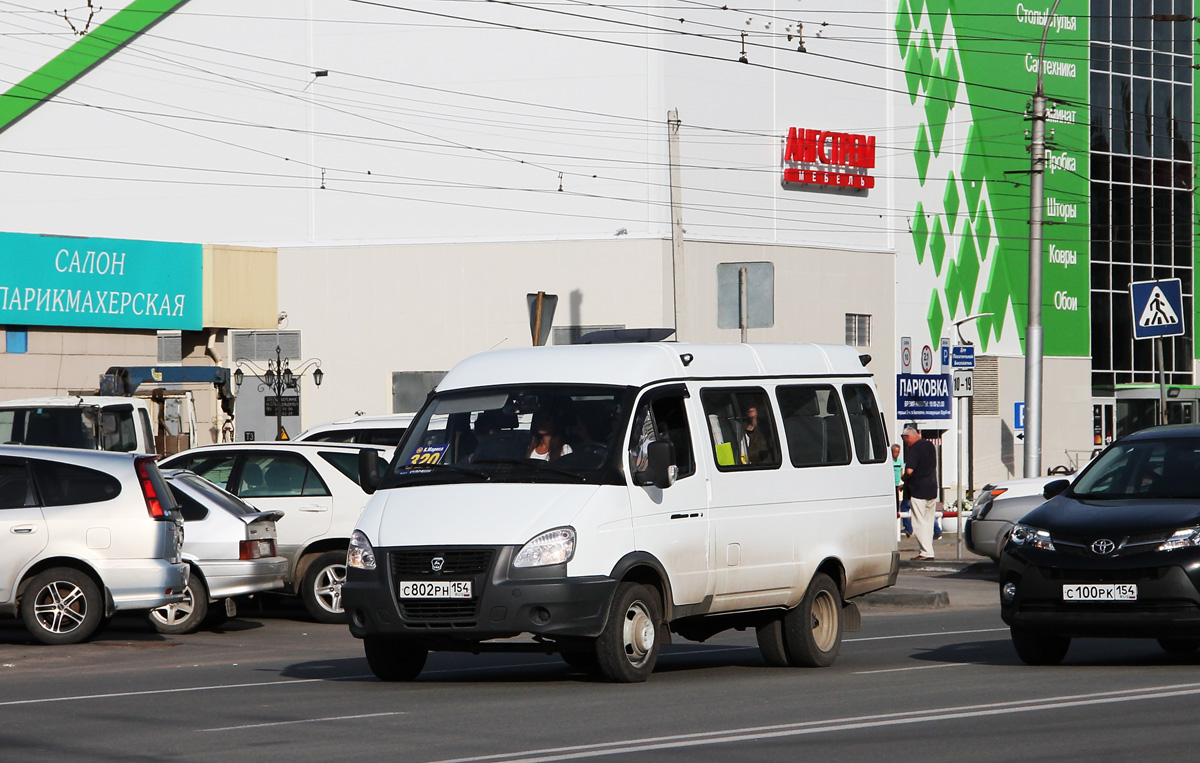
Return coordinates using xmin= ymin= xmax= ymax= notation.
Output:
xmin=232 ymin=331 xmax=301 ymax=363
xmin=973 ymin=355 xmax=999 ymax=416
xmin=157 ymin=332 xmax=182 ymax=363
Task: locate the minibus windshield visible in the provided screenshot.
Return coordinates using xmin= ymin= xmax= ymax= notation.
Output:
xmin=382 ymin=385 xmax=631 ymax=487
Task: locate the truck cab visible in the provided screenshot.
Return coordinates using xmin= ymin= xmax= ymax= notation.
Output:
xmin=0 ymin=396 xmax=157 ymax=455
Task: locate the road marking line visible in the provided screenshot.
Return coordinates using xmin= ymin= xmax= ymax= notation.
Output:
xmin=201 ymin=711 xmax=404 ymax=732
xmin=0 ymin=629 xmax=1006 ymax=705
xmin=0 ymin=678 xmax=324 ymax=707
xmin=846 ymin=627 xmax=1007 ymax=642
xmin=855 ymin=662 xmax=969 ymax=675
xmin=425 ymin=682 xmax=1200 ymax=763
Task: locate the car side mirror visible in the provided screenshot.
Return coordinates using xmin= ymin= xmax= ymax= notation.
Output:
xmin=1043 ymin=479 xmax=1070 ymax=499
xmin=358 ymin=448 xmax=381 ymax=494
xmin=635 ymin=440 xmax=677 ymax=489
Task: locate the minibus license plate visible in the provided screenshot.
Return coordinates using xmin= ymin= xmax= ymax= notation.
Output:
xmin=400 ymin=580 xmax=472 ymax=599
xmin=1062 ymin=584 xmax=1137 ymax=601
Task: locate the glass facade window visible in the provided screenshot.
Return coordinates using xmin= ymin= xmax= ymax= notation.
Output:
xmin=1090 ymin=0 xmax=1193 ymax=388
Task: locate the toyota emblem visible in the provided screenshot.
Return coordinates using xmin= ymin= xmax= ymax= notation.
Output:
xmin=1091 ymin=539 xmax=1116 ymax=555
xmin=431 ymin=556 xmax=445 ymax=572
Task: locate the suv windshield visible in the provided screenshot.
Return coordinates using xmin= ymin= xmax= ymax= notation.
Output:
xmin=382 ymin=385 xmax=631 ymax=487
xmin=1072 ymin=437 xmax=1200 ymax=499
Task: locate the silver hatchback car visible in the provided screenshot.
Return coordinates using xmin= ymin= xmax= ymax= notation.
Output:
xmin=147 ymin=470 xmax=288 ymax=634
xmin=0 ymin=445 xmax=189 ymax=644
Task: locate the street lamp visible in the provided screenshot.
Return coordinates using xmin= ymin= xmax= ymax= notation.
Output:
xmin=234 ymin=345 xmax=324 ymax=440
xmin=1024 ymin=0 xmax=1062 ymax=479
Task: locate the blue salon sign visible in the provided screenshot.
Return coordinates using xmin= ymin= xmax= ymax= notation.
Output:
xmin=896 ymin=373 xmax=952 ymax=420
xmin=0 ymin=232 xmax=202 ymax=330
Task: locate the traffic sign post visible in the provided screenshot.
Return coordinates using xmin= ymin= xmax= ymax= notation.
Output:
xmin=1130 ymin=279 xmax=1186 ymax=425
xmin=951 ymin=346 xmax=975 ymax=369
xmin=952 ymin=370 xmax=973 ymax=397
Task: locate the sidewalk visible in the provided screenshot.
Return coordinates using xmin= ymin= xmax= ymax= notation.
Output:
xmin=855 ymin=531 xmax=997 ymax=610
xmin=897 ymin=531 xmax=990 ymax=568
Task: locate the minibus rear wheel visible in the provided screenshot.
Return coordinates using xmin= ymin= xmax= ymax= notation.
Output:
xmin=755 ymin=617 xmax=792 ymax=667
xmin=784 ymin=573 xmax=843 ymax=667
xmin=595 ymin=582 xmax=661 ymax=682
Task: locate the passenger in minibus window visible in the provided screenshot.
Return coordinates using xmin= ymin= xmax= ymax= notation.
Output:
xmin=743 ymin=406 xmax=771 ymax=464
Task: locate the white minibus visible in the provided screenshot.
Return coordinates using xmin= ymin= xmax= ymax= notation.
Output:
xmin=344 ymin=343 xmax=898 ymax=682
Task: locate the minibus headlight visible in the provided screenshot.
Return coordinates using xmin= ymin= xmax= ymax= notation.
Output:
xmin=514 ymin=527 xmax=576 ymax=568
xmin=347 ymin=530 xmax=377 ymax=570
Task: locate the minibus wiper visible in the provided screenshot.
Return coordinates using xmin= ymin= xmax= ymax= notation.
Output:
xmin=398 ymin=463 xmax=490 ymax=481
xmin=472 ymin=458 xmax=587 ymax=482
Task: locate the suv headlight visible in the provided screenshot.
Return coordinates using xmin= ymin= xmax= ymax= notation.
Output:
xmin=347 ymin=529 xmax=377 ymax=570
xmin=514 ymin=527 xmax=576 ymax=568
xmin=1009 ymin=523 xmax=1055 ymax=551
xmin=1159 ymin=527 xmax=1200 ymax=552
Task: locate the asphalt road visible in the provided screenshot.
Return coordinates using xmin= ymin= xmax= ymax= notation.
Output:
xmin=4 ymin=568 xmax=1200 ymax=762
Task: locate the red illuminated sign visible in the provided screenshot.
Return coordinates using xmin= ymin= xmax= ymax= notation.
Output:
xmin=782 ymin=128 xmax=876 ymax=190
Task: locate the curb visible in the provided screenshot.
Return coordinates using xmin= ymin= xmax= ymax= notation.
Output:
xmin=858 ymin=587 xmax=950 ymax=609
xmin=898 ymin=559 xmax=992 ymax=572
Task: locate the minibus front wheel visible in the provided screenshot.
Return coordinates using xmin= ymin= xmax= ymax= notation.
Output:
xmin=363 ymin=636 xmax=428 ymax=681
xmin=595 ymin=582 xmax=662 ymax=682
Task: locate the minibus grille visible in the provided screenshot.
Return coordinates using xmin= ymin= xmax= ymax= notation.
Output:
xmin=390 ymin=548 xmax=495 ymax=576
xmin=390 ymin=547 xmax=496 ymax=624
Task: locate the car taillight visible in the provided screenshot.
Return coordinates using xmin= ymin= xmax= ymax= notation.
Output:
xmin=240 ymin=539 xmax=276 ymax=560
xmin=135 ymin=457 xmax=166 ymax=519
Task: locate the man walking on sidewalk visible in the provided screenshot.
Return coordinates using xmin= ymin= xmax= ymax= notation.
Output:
xmin=901 ymin=424 xmax=938 ymax=560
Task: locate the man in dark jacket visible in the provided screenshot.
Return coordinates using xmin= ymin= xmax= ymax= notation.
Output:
xmin=901 ymin=424 xmax=939 ymax=560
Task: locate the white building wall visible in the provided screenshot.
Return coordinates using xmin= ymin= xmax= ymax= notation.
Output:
xmin=280 ymin=237 xmax=897 ymax=430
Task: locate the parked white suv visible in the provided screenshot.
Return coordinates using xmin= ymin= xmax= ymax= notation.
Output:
xmin=160 ymin=442 xmax=393 ymax=623
xmin=295 ymin=413 xmax=415 ymax=447
xmin=0 ymin=445 xmax=189 ymax=644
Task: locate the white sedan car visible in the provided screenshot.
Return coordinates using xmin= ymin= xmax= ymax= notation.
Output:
xmin=149 ymin=470 xmax=288 ymax=634
xmin=160 ymin=442 xmax=393 ymax=623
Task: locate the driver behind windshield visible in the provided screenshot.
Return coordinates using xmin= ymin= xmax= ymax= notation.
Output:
xmin=525 ymin=410 xmax=573 ymax=462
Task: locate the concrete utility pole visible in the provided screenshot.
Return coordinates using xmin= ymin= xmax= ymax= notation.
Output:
xmin=1023 ymin=0 xmax=1061 ymax=479
xmin=668 ymin=109 xmax=686 ymax=340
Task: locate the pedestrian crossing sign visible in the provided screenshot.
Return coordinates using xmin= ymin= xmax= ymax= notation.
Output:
xmin=1130 ymin=278 xmax=1185 ymax=340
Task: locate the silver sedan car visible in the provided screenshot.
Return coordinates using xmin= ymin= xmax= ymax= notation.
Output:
xmin=964 ymin=476 xmax=1058 ymax=562
xmin=148 ymin=470 xmax=288 ymax=634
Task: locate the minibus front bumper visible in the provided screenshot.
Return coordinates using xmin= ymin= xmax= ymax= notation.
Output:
xmin=343 ymin=545 xmax=619 ymax=642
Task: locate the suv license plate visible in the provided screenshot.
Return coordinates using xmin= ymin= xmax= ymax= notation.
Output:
xmin=399 ymin=580 xmax=472 ymax=599
xmin=1062 ymin=584 xmax=1137 ymax=601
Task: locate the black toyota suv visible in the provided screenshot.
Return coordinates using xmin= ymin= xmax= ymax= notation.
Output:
xmin=1000 ymin=424 xmax=1200 ymax=665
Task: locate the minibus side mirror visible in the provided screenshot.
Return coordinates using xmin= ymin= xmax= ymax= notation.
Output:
xmin=1043 ymin=478 xmax=1070 ymax=499
xmin=635 ymin=440 xmax=677 ymax=490
xmin=359 ymin=448 xmax=382 ymax=494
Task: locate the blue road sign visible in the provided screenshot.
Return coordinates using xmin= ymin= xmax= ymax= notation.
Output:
xmin=1014 ymin=401 xmax=1025 ymax=432
xmin=951 ymin=346 xmax=975 ymax=369
xmin=896 ymin=374 xmax=952 ymax=420
xmin=1130 ymin=278 xmax=1185 ymax=340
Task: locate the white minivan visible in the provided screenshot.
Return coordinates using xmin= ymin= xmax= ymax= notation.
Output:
xmin=344 ymin=343 xmax=898 ymax=682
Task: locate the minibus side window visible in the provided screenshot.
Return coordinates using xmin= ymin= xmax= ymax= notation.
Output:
xmin=628 ymin=394 xmax=695 ymax=480
xmin=700 ymin=388 xmax=781 ymax=470
xmin=776 ymin=385 xmax=852 ymax=467
xmin=843 ymin=385 xmax=888 ymax=463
